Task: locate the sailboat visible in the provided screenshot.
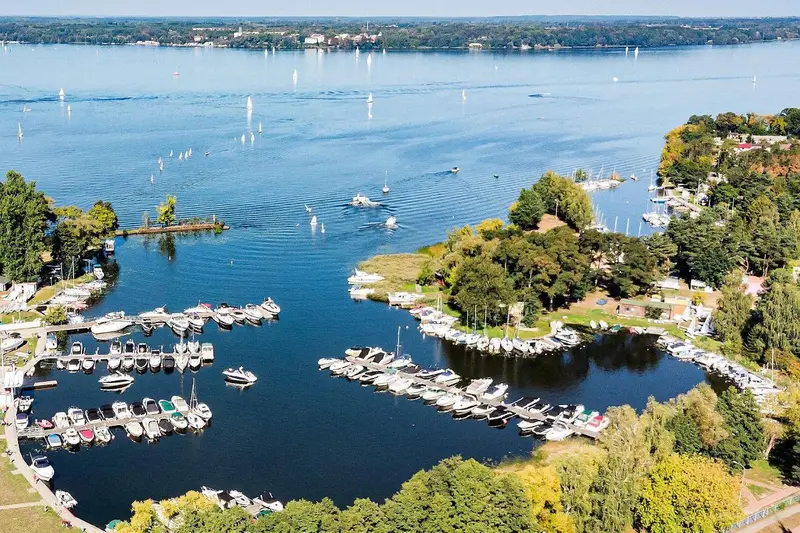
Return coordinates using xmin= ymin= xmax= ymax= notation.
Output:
xmin=634 ymin=47 xmax=639 ymax=59
xmin=246 ymin=96 xmax=253 ymax=111
xmin=58 ymin=88 xmax=65 ymax=101
xmin=67 ymin=104 xmax=71 ymax=115
xmin=17 ymin=122 xmax=23 ymax=140
xmin=625 ymin=46 xmax=629 ymax=55
xmin=382 ymin=171 xmax=390 ymax=194
xmin=320 ymin=223 xmax=325 ymax=234
xmin=366 ymin=53 xmax=372 ymax=67
xmin=258 ymin=122 xmax=263 ymax=134
xmin=752 ymin=75 xmax=757 ymax=84
xmin=272 ymin=46 xmax=276 ymax=55
xmin=292 ymin=69 xmax=298 ymax=84
xmin=367 ymin=92 xmax=373 ymax=104
xmin=169 ymin=150 xmax=173 ymax=158
xmin=462 ymin=89 xmax=467 ymax=101
xmin=648 ymin=170 xmax=656 ymax=192
xmin=179 ymin=152 xmax=183 ymax=160
xmin=250 ymin=132 xmax=255 ymax=144
xmin=264 ymin=49 xmax=268 ymax=57
xmin=382 ymin=47 xmax=386 ymax=55
xmin=240 ymin=134 xmax=246 ymax=144
xmin=150 ymin=174 xmax=154 ymax=184
xmin=310 ymin=215 xmax=318 ymax=226
xmin=188 ymin=148 xmax=192 ymax=158
xmin=355 ymin=46 xmax=360 ymax=57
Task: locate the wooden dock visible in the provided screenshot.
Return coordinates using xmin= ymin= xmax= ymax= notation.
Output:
xmin=342 ymin=354 xmax=603 ymax=439
xmin=115 ymin=223 xmax=228 ymax=236
xmin=18 ymin=405 xmax=195 ymax=441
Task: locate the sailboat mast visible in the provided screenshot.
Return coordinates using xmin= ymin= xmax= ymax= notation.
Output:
xmin=396 ymin=326 xmax=402 ymax=358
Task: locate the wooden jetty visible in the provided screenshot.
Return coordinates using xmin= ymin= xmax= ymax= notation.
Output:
xmin=342 ymin=354 xmax=603 ymax=439
xmin=115 ymin=222 xmax=228 ymax=236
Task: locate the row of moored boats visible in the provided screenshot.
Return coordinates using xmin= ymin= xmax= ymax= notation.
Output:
xmin=319 ymin=347 xmax=609 ymax=440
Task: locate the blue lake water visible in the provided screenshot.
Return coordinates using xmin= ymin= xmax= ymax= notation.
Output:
xmin=2 ymin=41 xmax=798 ymax=525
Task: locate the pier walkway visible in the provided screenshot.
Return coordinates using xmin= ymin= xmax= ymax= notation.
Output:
xmin=343 ymin=354 xmax=603 ymax=439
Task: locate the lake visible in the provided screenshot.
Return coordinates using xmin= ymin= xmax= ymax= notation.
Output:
xmin=2 ymin=41 xmax=797 ymax=525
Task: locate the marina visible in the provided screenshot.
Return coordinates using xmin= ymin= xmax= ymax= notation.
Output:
xmin=1 ymin=41 xmax=792 ymax=526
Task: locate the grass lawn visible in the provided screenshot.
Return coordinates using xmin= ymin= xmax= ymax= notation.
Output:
xmin=747 ymin=483 xmax=774 ymax=499
xmin=0 ymin=505 xmax=78 ymax=533
xmin=29 ymin=273 xmax=95 ymax=305
xmin=747 ymin=459 xmax=786 ymax=487
xmin=0 ymin=455 xmax=40 ymax=506
xmin=358 ymin=254 xmax=439 ymax=302
xmin=0 ymin=311 xmax=41 ymax=325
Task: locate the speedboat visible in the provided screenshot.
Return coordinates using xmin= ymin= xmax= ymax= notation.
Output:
xmin=70 ymin=341 xmax=85 ymax=355
xmin=17 ymin=396 xmax=33 ymax=412
xmin=149 ymin=353 xmax=161 ymax=371
xmin=63 ymin=428 xmax=81 ymax=446
xmin=99 ymin=404 xmax=116 ymax=420
xmin=142 ymin=418 xmax=160 ymax=440
xmin=30 ymin=455 xmax=55 ymax=481
xmin=81 ymin=358 xmax=95 ymax=373
xmin=260 ymin=297 xmax=281 ymax=316
xmin=347 ymin=270 xmax=385 ymax=285
xmin=555 ymin=404 xmax=584 ymax=424
xmin=318 ymin=357 xmax=338 ymax=369
xmin=139 ymin=307 xmax=170 ymax=322
xmin=193 ymin=403 xmax=212 ymax=421
xmin=107 ymin=357 xmax=122 ymax=372
xmin=186 ymin=314 xmax=205 ymax=331
xmin=512 ymin=337 xmax=529 ymax=354
xmin=470 ymin=403 xmax=494 ymax=419
xmin=15 ymin=413 xmax=29 ymax=430
xmin=453 ymin=395 xmax=480 ymax=414
xmin=170 ymin=412 xmax=189 ymax=430
xmin=229 ymin=308 xmax=247 ymax=324
xmin=188 ymin=352 xmax=202 ymax=370
xmin=67 ymin=407 xmax=86 ymax=426
xmin=434 ymin=369 xmax=460 ymax=386
xmin=417 ymin=368 xmax=445 ymax=380
xmin=95 ymin=427 xmax=112 ymax=444
xmin=254 ymin=492 xmax=284 ymax=512
xmin=545 ymin=422 xmax=574 ymax=441
xmin=158 ymin=418 xmax=173 ymax=436
xmin=143 ymin=398 xmax=161 ymax=416
xmin=186 ymin=412 xmax=206 ymax=430
xmin=486 ymin=406 xmax=516 ymax=426
xmin=350 ymin=193 xmax=379 ymax=207
xmin=586 ymin=414 xmax=610 ymax=432
xmin=213 ymin=312 xmax=234 ymax=328
xmin=167 ymin=314 xmax=189 ymax=335
xmin=99 ymin=373 xmax=134 ymax=388
xmin=110 ymin=340 xmax=123 ymax=356
xmin=158 ymin=399 xmax=176 ymax=414
xmin=122 ymin=356 xmax=135 ymax=372
xmin=373 ymin=372 xmax=399 ymax=388
xmin=66 ymin=359 xmax=81 ymax=373
xmin=78 ymin=428 xmax=95 ymax=443
xmin=406 ymin=383 xmax=427 ymax=398
xmin=53 ymin=412 xmax=70 ymax=428
xmin=358 ymin=370 xmax=383 ymax=384
xmin=421 ymin=388 xmax=446 ymax=402
xmin=162 ymin=354 xmax=175 ymax=372
xmin=112 ymin=401 xmax=132 ymax=419
xmin=464 ymin=378 xmax=493 ymax=395
xmin=85 ymin=408 xmax=103 ymax=424
xmin=343 ymin=364 xmax=365 ymax=379
xmin=125 ymin=421 xmax=143 ymax=438
xmin=500 ymin=337 xmax=513 ymax=353
xmin=328 ymin=359 xmax=350 ymax=373
xmin=91 ymin=312 xmax=131 ymax=335
xmin=450 ymin=167 xmax=460 ymax=174
xmin=36 ymin=418 xmax=55 ymax=430
xmin=184 ymin=302 xmax=212 ymax=315
xmin=481 ymin=383 xmax=509 ymax=402
xmin=385 ymin=215 xmax=398 ymax=228
xmin=436 ymin=392 xmax=461 ymax=410
xmin=130 ymin=402 xmax=147 ymax=417
xmin=171 ymin=396 xmax=189 ymax=412
xmin=134 ymin=356 xmax=148 ymax=373
xmin=45 ymin=333 xmax=58 ymax=352
xmin=518 ymin=419 xmax=546 ymax=435
xmin=200 ymin=342 xmax=214 ymax=361
xmin=244 ymin=304 xmax=263 ymax=323
xmin=1 ymin=333 xmax=25 ymax=352
xmin=388 ymin=377 xmax=414 ymax=394
xmin=56 ymin=490 xmax=78 ymax=509
xmin=46 ymin=434 xmax=63 ymax=448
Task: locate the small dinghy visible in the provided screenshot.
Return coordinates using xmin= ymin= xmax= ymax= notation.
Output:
xmin=222 ymin=367 xmax=257 ymax=385
xmin=56 ymin=490 xmax=77 ymax=509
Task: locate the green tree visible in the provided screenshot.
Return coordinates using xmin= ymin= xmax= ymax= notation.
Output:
xmin=52 ymin=206 xmax=106 ymax=264
xmin=43 ymin=305 xmax=67 ymax=325
xmin=509 ymin=188 xmax=545 ymax=230
xmin=638 ymin=453 xmax=741 ymax=533
xmin=87 ymin=200 xmax=119 ymax=234
xmin=531 ymin=171 xmax=593 ymax=230
xmin=644 ymin=232 xmax=677 ymax=274
xmin=713 ymin=272 xmax=754 ymax=357
xmin=746 ymin=272 xmax=800 ymax=360
xmin=713 ymin=387 xmax=765 ymax=468
xmin=667 ymin=412 xmax=703 ymax=455
xmin=156 ymin=194 xmax=177 ymax=226
xmin=451 ymin=255 xmax=515 ymax=325
xmin=254 ymin=498 xmax=341 ymax=532
xmin=0 ymin=170 xmax=51 ymax=282
xmin=608 ymin=238 xmax=657 ymax=297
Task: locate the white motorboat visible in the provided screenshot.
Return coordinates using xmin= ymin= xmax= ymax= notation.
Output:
xmin=91 ymin=313 xmax=131 ymax=335
xmin=139 ymin=307 xmax=170 ymax=322
xmin=450 ymin=167 xmax=460 ymax=174
xmin=465 ymin=378 xmax=493 ymax=395
xmin=184 ymin=302 xmax=212 ymax=315
xmin=512 ymin=337 xmax=529 ymax=354
xmin=142 ymin=418 xmax=160 ymax=440
xmin=112 ymin=401 xmax=132 ymax=419
xmin=122 ymin=355 xmax=135 ymax=372
xmin=67 ymin=407 xmax=86 ymax=426
xmin=1 ymin=334 xmax=25 ymax=352
xmin=15 ymin=413 xmax=28 ymax=430
xmin=109 ymin=340 xmax=123 ymax=356
xmin=421 ymin=388 xmax=446 ymax=402
xmin=95 ymin=426 xmax=112 ymax=443
xmin=171 ymin=396 xmax=189 ymax=412
xmin=187 ymin=339 xmax=201 ymax=353
xmin=254 ymin=492 xmax=284 ymax=512
xmin=149 ymin=353 xmax=162 ymax=370
xmin=53 ymin=412 xmax=70 ymax=429
xmin=99 ymin=373 xmax=134 ymax=388
xmin=186 ymin=412 xmax=206 ymax=430
xmin=436 ymin=392 xmax=461 ymax=409
xmin=434 ymin=369 xmax=460 ymax=386
xmin=385 ymin=215 xmax=398 ymax=228
xmin=170 ymin=412 xmax=189 ymax=430
xmin=186 ymin=314 xmax=205 ymax=330
xmin=188 ymin=353 xmax=202 ymax=370
xmin=343 ymin=365 xmax=365 ymax=379
xmin=125 ymin=421 xmax=143 ymax=438
xmin=229 ymin=308 xmax=248 ymax=324
xmin=318 ymin=357 xmax=338 ymax=369
xmin=545 ymin=422 xmax=574 ymax=441
xmin=328 ymin=360 xmax=351 ymax=373
xmin=260 ymin=297 xmax=281 ymax=316
xmin=387 ymin=357 xmax=413 ymax=369
xmin=373 ymin=372 xmax=399 ymax=388
xmin=63 ymin=428 xmax=80 ymax=446
xmin=167 ymin=314 xmax=190 ymax=334
xmin=471 ymin=404 xmax=494 ymax=418
xmin=371 ymin=352 xmax=395 ymax=366
xmin=222 ymin=367 xmax=257 ymax=385
xmin=481 ymin=383 xmax=509 ymax=402
xmin=244 ymin=304 xmax=263 ymax=323
xmin=193 ymin=403 xmax=212 ymax=421
xmin=213 ymin=312 xmax=234 ymax=328
xmin=81 ymin=358 xmax=95 ymax=373
xmin=55 ymin=490 xmax=78 ymax=509
xmin=66 ymin=359 xmax=81 ymax=372
xmin=406 ymin=383 xmax=427 ymax=397
xmin=349 ymin=285 xmax=375 ymax=299
xmin=92 ymin=265 xmax=104 ymax=280
xmin=45 ymin=333 xmax=58 ymax=352
xmin=349 ymin=193 xmax=379 ymax=207
xmin=500 ymin=337 xmax=513 ymax=352
xmin=347 ymin=270 xmax=385 ymax=285
xmin=453 ymin=395 xmax=480 ymax=414
xmin=518 ymin=419 xmax=546 ymax=434
xmin=17 ymin=396 xmax=33 ymax=413
xmin=200 ymin=342 xmax=214 ymax=361
xmin=388 ymin=378 xmax=414 ymax=394
xmin=418 ymin=368 xmax=446 ymax=380
xmin=30 ymin=455 xmax=55 ymax=481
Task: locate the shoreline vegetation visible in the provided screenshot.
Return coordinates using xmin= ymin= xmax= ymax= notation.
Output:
xmin=1 ymin=17 xmax=799 ymax=51
xmin=116 ymin=222 xmax=228 ymax=236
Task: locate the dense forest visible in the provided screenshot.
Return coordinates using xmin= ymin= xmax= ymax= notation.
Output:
xmin=115 ymin=383 xmax=780 ymax=533
xmin=1 ymin=17 xmax=799 ymax=50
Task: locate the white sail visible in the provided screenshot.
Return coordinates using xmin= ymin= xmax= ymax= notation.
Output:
xmin=17 ymin=122 xmax=23 ymax=139
xmin=250 ymin=132 xmax=255 ymax=143
xmin=58 ymin=88 xmax=65 ymax=100
xmin=67 ymin=104 xmax=71 ymax=114
xmin=169 ymin=150 xmax=173 ymax=158
xmin=355 ymin=46 xmax=360 ymax=57
xmin=241 ymin=134 xmax=246 ymax=144
xmin=310 ymin=215 xmax=318 ymax=226
xmin=367 ymin=92 xmax=373 ymax=104
xmin=366 ymin=54 xmax=372 ymax=67
xmin=634 ymin=47 xmax=639 ymax=58
xmin=179 ymin=152 xmax=183 ymax=160
xmin=462 ymin=89 xmax=467 ymax=101
xmin=321 ymin=223 xmax=325 ymax=234
xmin=188 ymin=148 xmax=192 ymax=157
xmin=625 ymin=46 xmax=629 ymax=55
xmin=292 ymin=69 xmax=298 ymax=84
xmin=246 ymin=96 xmax=253 ymax=110
xmin=258 ymin=121 xmax=263 ymax=134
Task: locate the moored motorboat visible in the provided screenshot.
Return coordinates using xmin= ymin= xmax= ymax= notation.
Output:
xmin=188 ymin=352 xmax=202 ymax=370
xmin=112 ymin=401 xmax=132 ymax=419
xmin=186 ymin=412 xmax=206 ymax=430
xmin=162 ymin=354 xmax=175 ymax=372
xmin=470 ymin=403 xmax=494 ymax=419
xmin=149 ymin=352 xmax=162 ymax=371
xmin=78 ymin=428 xmax=95 ymax=443
xmin=260 ymin=297 xmax=281 ymax=316
xmin=91 ymin=312 xmax=131 ymax=336
xmin=545 ymin=422 xmax=574 ymax=441
xmin=170 ymin=412 xmax=189 ymax=430
xmin=46 ymin=434 xmax=63 ymax=448
xmin=434 ymin=369 xmax=460 ymax=386
xmin=139 ymin=307 xmax=170 ymax=323
xmin=107 ymin=357 xmax=122 ymax=372
xmin=186 ymin=314 xmax=205 ymax=331
xmin=167 ymin=314 xmax=189 ymax=335
xmin=17 ymin=396 xmax=33 ymax=412
xmin=142 ymin=418 xmax=160 ymax=440
xmin=99 ymin=373 xmax=135 ymax=389
xmin=421 ymin=387 xmax=446 ymax=402
xmin=125 ymin=421 xmax=143 ymax=438
xmin=63 ymin=428 xmax=81 ymax=446
xmin=36 ymin=418 xmax=55 ymax=430
xmin=200 ymin=343 xmax=214 ymax=361
xmin=193 ymin=402 xmax=212 ymax=420
xmin=15 ymin=413 xmax=29 ymax=430
xmin=318 ymin=357 xmax=338 ymax=369
xmin=67 ymin=407 xmax=86 ymax=426
xmin=158 ymin=418 xmax=173 ymax=436
xmin=405 ymin=383 xmax=427 ymax=398
xmin=213 ymin=312 xmax=234 ymax=329
xmin=130 ymin=402 xmax=146 ymax=417
xmin=171 ymin=396 xmax=189 ymax=412
xmin=95 ymin=427 xmax=112 ymax=444
xmin=480 ymin=383 xmax=509 ymax=402
xmin=158 ymin=399 xmax=176 ymax=414
xmin=53 ymin=412 xmax=70 ymax=428
xmin=81 ymin=358 xmax=95 ymax=373
xmin=56 ymin=490 xmax=78 ymax=509
xmin=30 ymin=455 xmax=55 ymax=481
xmin=388 ymin=377 xmax=413 ymax=394
xmin=175 ymin=353 xmax=188 ymax=372
xmin=134 ymin=356 xmax=148 ymax=373
xmin=244 ymin=304 xmax=263 ymax=323
xmin=122 ymin=356 xmax=135 ymax=372
xmin=435 ymin=391 xmax=461 ymax=410
xmin=143 ymin=397 xmax=161 ymax=416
